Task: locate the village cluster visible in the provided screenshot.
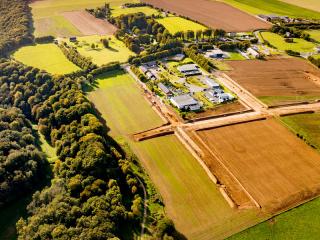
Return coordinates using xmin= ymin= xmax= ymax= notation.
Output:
xmin=139 ymin=55 xmax=235 ymax=112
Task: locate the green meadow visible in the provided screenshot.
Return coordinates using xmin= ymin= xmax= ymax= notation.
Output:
xmin=307 ymin=30 xmax=320 ymax=43
xmin=220 ymin=0 xmax=320 ymax=19
xmin=281 ymin=113 xmax=320 ymax=150
xmin=156 ymin=17 xmax=207 ymax=34
xmin=13 ymin=44 xmax=80 ymax=75
xmin=67 ymin=35 xmax=135 ymax=66
xmin=261 ymin=32 xmax=316 ymax=53
xmin=111 ymin=6 xmax=159 ymax=17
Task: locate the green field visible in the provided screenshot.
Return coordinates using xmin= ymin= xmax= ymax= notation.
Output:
xmin=229 ymin=113 xmax=320 ymax=240
xmin=67 ymin=35 xmax=135 ymax=66
xmin=307 ymin=30 xmax=320 ymax=43
xmin=281 ymin=113 xmax=320 ymax=150
xmin=30 ymin=0 xmax=138 ymax=37
xmin=111 ymin=6 xmax=159 ymax=17
xmin=228 ymin=197 xmax=320 ymax=240
xmin=220 ymin=0 xmax=320 ymax=19
xmin=13 ymin=44 xmax=80 ymax=75
xmin=87 ymin=70 xmax=264 ymax=239
xmin=261 ymin=32 xmax=316 ymax=53
xmin=227 ymin=51 xmax=247 ymax=60
xmin=280 ymin=0 xmax=320 ymax=13
xmin=258 ymin=96 xmax=320 ymax=106
xmin=156 ymin=17 xmax=207 ymax=34
xmin=87 ymin=71 xmax=164 ymax=136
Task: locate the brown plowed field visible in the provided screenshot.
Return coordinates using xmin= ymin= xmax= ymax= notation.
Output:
xmin=227 ymin=58 xmax=320 ymax=105
xmin=63 ymin=11 xmax=117 ymax=35
xmin=197 ymin=119 xmax=320 ymax=212
xmin=142 ymin=0 xmax=270 ymax=32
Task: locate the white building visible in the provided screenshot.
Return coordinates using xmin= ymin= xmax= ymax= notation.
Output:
xmin=170 ymin=94 xmax=201 ymax=111
xmin=205 ymin=49 xmax=229 ymax=59
xmin=247 ymin=47 xmax=260 ymax=58
xmin=205 ymin=91 xmax=234 ymax=103
xmin=203 ymin=76 xmax=221 ymax=89
xmin=177 ymin=64 xmax=201 ymax=76
xmin=218 ymin=93 xmax=234 ymax=103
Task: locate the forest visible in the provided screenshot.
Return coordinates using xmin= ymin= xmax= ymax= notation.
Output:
xmin=0 ymin=107 xmax=47 ymax=206
xmin=0 ymin=58 xmax=176 ymax=239
xmin=0 ymin=0 xmax=33 ymax=56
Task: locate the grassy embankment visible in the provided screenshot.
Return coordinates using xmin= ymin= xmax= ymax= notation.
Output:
xmin=258 ymin=96 xmax=320 ymax=107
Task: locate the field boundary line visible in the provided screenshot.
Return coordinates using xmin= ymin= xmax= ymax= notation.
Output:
xmin=174 ymin=129 xmax=219 ymax=184
xmin=193 ymin=131 xmax=261 ymax=209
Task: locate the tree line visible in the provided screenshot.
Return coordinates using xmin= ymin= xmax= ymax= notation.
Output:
xmin=308 ymin=56 xmax=320 ymax=68
xmin=184 ymin=47 xmax=215 ymax=72
xmin=271 ymin=25 xmax=311 ymax=40
xmin=0 ymin=0 xmax=33 ymax=56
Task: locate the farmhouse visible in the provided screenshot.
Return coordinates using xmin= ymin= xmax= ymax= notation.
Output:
xmin=158 ymin=82 xmax=173 ymax=97
xmin=206 ymin=49 xmax=229 ymax=59
xmin=177 ymin=64 xmax=201 ymax=76
xmin=170 ymin=94 xmax=201 ymax=111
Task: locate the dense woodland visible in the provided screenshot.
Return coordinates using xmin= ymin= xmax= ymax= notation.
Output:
xmin=0 ymin=107 xmax=47 ymax=206
xmin=0 ymin=0 xmax=33 ymax=56
xmin=0 ymin=59 xmax=176 ymax=239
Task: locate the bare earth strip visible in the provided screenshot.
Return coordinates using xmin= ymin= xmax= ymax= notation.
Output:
xmin=142 ymin=0 xmax=271 ymax=32
xmin=197 ymin=119 xmax=320 ymax=213
xmin=63 ymin=10 xmax=117 ymax=35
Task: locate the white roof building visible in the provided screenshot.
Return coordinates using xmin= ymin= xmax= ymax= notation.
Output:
xmin=203 ymin=76 xmax=221 ymax=89
xmin=218 ymin=93 xmax=234 ymax=103
xmin=247 ymin=47 xmax=260 ymax=58
xmin=177 ymin=64 xmax=201 ymax=76
xmin=170 ymin=94 xmax=201 ymax=111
